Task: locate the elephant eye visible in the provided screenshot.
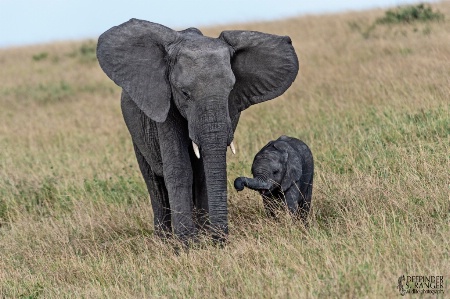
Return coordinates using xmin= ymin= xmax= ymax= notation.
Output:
xmin=273 ymin=170 xmax=279 ymax=175
xmin=181 ymin=89 xmax=190 ymax=98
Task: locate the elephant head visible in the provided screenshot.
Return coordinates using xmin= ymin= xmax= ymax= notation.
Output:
xmin=97 ymin=19 xmax=299 ymax=238
xmin=234 ymin=137 xmax=303 ymax=196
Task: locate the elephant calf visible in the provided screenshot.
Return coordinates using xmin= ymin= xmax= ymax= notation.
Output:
xmin=234 ymin=136 xmax=314 ymax=223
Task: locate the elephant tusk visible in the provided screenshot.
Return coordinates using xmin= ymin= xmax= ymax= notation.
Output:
xmin=230 ymin=141 xmax=236 ymax=155
xmin=192 ymin=141 xmax=201 ymax=159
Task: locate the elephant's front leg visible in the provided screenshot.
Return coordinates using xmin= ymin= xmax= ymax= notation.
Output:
xmin=157 ymin=110 xmax=197 ymax=240
xmin=190 ymin=154 xmax=209 ymax=230
xmin=121 ymin=92 xmax=172 ymax=237
xmin=284 ymin=184 xmax=310 ymax=225
xmin=283 ymin=186 xmax=300 ymax=216
xmin=133 ymin=143 xmax=172 ymax=237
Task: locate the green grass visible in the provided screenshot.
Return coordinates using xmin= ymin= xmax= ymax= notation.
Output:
xmin=0 ymin=2 xmax=449 ymax=298
xmin=376 ymin=3 xmax=445 ymax=24
xmin=349 ymin=3 xmax=445 ymax=39
xmin=67 ymin=40 xmax=98 ymax=64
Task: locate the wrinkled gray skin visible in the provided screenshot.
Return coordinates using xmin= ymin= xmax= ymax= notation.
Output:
xmin=234 ymin=136 xmax=313 ymax=224
xmin=96 ymin=19 xmax=299 ymax=242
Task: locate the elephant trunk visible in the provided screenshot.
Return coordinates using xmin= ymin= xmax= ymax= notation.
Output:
xmin=203 ymin=150 xmax=228 ymax=240
xmin=234 ymin=176 xmax=270 ymax=192
xmin=202 ymin=141 xmax=228 ymax=241
xmin=197 ymin=98 xmax=232 ymax=242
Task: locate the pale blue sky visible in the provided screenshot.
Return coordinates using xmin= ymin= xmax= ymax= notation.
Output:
xmin=0 ymin=0 xmax=439 ymax=48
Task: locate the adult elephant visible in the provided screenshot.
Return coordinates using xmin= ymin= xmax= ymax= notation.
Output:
xmin=96 ymin=19 xmax=298 ymax=242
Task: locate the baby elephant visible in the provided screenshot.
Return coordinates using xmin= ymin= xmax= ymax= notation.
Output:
xmin=234 ymin=136 xmax=314 ymax=223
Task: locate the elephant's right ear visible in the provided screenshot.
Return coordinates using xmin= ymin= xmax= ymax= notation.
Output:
xmin=97 ymin=19 xmax=179 ymax=122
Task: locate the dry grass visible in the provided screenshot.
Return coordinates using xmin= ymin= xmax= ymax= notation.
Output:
xmin=1 ymin=3 xmax=449 ymax=298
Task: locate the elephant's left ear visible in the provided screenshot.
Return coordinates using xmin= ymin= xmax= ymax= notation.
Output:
xmin=219 ymin=30 xmax=299 ymax=117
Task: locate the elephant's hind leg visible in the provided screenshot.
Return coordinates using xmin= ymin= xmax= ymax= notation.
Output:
xmin=133 ymin=143 xmax=172 ymax=237
xmin=298 ymin=178 xmax=313 ymax=227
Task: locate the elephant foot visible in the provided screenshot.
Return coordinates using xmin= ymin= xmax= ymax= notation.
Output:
xmin=209 ymin=224 xmax=229 ymax=246
xmin=154 ymin=229 xmax=172 ymax=240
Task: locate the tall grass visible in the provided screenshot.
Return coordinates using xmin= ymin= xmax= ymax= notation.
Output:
xmin=0 ymin=3 xmax=449 ymax=298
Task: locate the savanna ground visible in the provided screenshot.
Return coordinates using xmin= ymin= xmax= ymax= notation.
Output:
xmin=0 ymin=3 xmax=449 ymax=298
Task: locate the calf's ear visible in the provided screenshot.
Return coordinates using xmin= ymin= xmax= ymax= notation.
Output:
xmin=273 ymin=141 xmax=302 ymax=191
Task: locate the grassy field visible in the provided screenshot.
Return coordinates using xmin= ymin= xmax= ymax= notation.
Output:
xmin=1 ymin=3 xmax=449 ymax=298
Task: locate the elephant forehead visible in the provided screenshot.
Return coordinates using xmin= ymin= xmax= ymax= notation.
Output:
xmin=172 ymin=39 xmax=235 ymax=89
xmin=255 ymin=153 xmax=282 ymax=164
xmin=179 ymin=38 xmax=231 ymax=60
